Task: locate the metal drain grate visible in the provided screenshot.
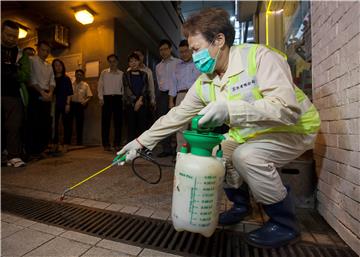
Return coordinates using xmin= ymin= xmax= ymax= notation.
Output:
xmin=2 ymin=192 xmax=357 ymax=257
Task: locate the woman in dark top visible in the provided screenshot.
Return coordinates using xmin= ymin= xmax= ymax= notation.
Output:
xmin=123 ymin=53 xmax=150 ymax=141
xmin=52 ymin=59 xmax=73 ymax=152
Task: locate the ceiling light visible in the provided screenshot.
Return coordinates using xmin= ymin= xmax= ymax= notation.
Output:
xmin=18 ymin=28 xmax=28 ymax=39
xmin=73 ymin=5 xmax=95 ymax=25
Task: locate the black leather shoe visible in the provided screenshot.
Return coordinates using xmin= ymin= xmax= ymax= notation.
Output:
xmin=157 ymin=151 xmax=172 ymax=157
xmin=245 ymin=187 xmax=300 ymax=248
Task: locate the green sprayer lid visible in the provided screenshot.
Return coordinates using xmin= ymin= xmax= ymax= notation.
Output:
xmin=183 ymin=115 xmax=225 ymax=157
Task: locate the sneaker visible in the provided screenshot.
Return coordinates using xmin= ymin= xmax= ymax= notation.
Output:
xmin=7 ymin=158 xmax=26 ymax=168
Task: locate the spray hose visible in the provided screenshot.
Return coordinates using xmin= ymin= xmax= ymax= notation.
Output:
xmin=60 ymin=150 xmax=174 ymax=201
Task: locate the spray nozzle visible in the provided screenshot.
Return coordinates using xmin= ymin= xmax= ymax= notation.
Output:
xmin=112 ymin=154 xmax=126 ymax=165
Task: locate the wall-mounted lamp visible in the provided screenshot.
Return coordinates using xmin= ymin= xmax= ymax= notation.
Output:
xmin=72 ymin=5 xmax=95 ymax=25
xmin=16 ymin=23 xmax=30 ymax=39
xmin=18 ymin=28 xmax=28 ymax=39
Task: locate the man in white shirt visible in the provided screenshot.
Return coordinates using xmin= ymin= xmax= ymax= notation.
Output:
xmin=26 ymin=40 xmax=55 ymax=157
xmin=71 ymin=69 xmax=92 ymax=145
xmin=155 ymin=39 xmax=181 ymax=157
xmin=98 ymin=54 xmax=124 ymax=151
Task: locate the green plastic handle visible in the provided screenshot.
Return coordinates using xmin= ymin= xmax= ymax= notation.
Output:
xmin=191 ymin=115 xmax=212 ymax=132
xmin=112 ymin=154 xmax=126 ymax=164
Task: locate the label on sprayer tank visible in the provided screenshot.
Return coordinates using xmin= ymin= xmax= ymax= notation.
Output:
xmin=177 ymin=171 xmax=220 ymax=227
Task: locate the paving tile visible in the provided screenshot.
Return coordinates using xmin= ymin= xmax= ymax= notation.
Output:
xmin=151 ymin=210 xmax=169 ymax=220
xmin=105 ymin=203 xmax=125 ymax=212
xmin=66 ymin=197 xmax=87 ymax=204
xmin=14 ymin=217 xmax=37 ymax=227
xmin=139 ymin=248 xmax=183 ymax=257
xmin=61 ymin=230 xmax=101 ymax=245
xmin=29 ymin=222 xmax=65 ymax=235
xmin=135 ymin=208 xmax=154 ymax=217
xmin=97 ymin=239 xmax=142 ymax=256
xmin=223 ymin=223 xmax=244 ymax=232
xmin=36 ymin=191 xmax=59 ymax=201
xmin=23 ymin=237 xmax=91 ymax=257
xmin=244 ymin=223 xmax=261 ymax=233
xmin=80 ymin=199 xmax=111 ymax=209
xmin=82 ymin=246 xmax=133 ymax=257
xmin=2 ymin=228 xmax=54 ymax=257
xmin=1 ymin=221 xmax=24 ymax=239
xmin=300 ymin=232 xmax=316 ymax=243
xmin=81 ymin=199 xmax=102 ymax=207
xmin=312 ymin=233 xmax=335 ymax=245
xmin=90 ymin=201 xmax=111 ymax=209
xmin=1 ymin=212 xmax=21 ymax=223
xmin=121 ymin=205 xmax=139 ymax=214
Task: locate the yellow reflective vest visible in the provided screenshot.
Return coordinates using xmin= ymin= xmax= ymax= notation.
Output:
xmin=195 ymin=44 xmax=321 ymax=143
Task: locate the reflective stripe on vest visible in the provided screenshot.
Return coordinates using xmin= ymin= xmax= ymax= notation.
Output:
xmin=195 ymin=44 xmax=320 ymax=143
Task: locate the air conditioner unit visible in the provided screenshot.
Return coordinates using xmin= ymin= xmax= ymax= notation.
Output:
xmin=38 ymin=24 xmax=69 ymax=48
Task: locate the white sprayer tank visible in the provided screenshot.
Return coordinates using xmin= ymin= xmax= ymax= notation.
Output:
xmin=171 ymin=121 xmax=225 ymax=237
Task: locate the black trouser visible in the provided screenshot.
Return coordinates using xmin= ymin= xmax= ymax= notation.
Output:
xmin=102 ymin=95 xmax=123 ymax=148
xmin=26 ymin=89 xmax=51 ymax=155
xmin=53 ymin=106 xmax=71 ymax=145
xmin=70 ymin=102 xmax=85 ymax=145
xmin=127 ymin=104 xmax=148 ymax=141
xmin=1 ymin=96 xmax=24 ymax=159
xmin=157 ymin=90 xmax=173 ymax=154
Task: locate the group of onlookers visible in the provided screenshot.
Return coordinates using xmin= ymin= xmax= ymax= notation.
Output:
xmin=1 ymin=20 xmax=92 ymax=167
xmin=1 ymin=18 xmax=201 ymax=168
xmin=97 ymin=39 xmax=200 ymax=158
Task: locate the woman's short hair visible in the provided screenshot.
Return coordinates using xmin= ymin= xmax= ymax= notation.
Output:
xmin=182 ymin=8 xmax=235 ymax=47
xmin=128 ymin=53 xmax=140 ymax=62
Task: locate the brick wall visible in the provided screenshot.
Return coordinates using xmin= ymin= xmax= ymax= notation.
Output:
xmin=311 ymin=1 xmax=359 ymax=254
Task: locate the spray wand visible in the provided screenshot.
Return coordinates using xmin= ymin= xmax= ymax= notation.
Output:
xmin=59 ymin=154 xmax=126 ymax=201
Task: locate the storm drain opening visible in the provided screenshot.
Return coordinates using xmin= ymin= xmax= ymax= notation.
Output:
xmin=2 ymin=192 xmax=357 ymax=257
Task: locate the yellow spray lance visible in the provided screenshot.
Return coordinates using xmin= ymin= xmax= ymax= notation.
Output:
xmin=59 ymin=149 xmax=170 ymax=201
xmin=59 ymin=154 xmax=126 ymax=201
